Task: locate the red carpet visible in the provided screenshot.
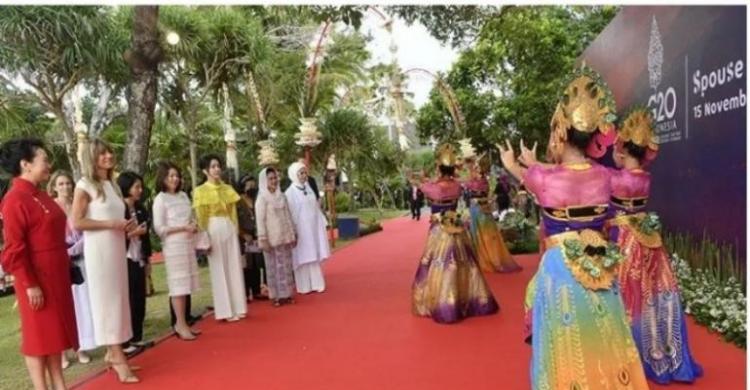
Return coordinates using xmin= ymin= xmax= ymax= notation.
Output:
xmin=75 ymin=217 xmax=745 ymax=389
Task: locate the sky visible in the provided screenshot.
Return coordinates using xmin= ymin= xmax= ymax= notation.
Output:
xmin=359 ymin=11 xmax=460 ymax=109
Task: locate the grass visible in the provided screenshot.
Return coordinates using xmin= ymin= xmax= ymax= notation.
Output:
xmin=332 ymin=238 xmax=356 ymax=251
xmin=664 ymin=230 xmax=745 ymax=289
xmin=353 ymin=208 xmax=407 ymax=224
xmin=0 ymin=263 xmax=213 ymax=390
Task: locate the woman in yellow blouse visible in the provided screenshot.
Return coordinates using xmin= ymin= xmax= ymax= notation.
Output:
xmin=192 ymin=154 xmax=247 ymax=321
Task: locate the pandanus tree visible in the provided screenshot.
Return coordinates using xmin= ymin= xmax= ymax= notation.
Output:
xmin=0 ymin=6 xmax=129 ymax=178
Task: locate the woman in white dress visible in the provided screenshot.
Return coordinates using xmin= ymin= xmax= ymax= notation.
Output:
xmin=153 ymin=161 xmax=201 ymax=339
xmin=285 ymin=162 xmax=330 ymax=294
xmin=193 ymin=154 xmax=246 ymax=321
xmin=48 ymin=171 xmax=95 ymax=368
xmin=71 ymin=139 xmax=139 ymax=384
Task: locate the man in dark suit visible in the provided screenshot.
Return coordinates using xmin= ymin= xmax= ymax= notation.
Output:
xmin=408 ymin=181 xmax=424 ymax=220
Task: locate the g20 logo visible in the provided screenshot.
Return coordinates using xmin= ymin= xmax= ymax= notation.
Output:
xmin=647 ymin=86 xmax=677 ymax=122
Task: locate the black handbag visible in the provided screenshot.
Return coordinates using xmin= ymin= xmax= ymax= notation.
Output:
xmin=70 ymin=255 xmax=84 ymax=285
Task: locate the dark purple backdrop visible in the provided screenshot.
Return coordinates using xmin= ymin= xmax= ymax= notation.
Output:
xmin=581 ymin=6 xmax=746 ymax=262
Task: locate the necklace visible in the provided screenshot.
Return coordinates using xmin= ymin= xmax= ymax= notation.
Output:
xmin=296 ymin=185 xmax=307 ymax=196
xmin=562 ymin=160 xmax=591 ymax=170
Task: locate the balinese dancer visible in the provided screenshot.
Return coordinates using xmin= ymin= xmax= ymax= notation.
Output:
xmin=463 ymin=151 xmax=521 ymax=273
xmin=499 ymin=65 xmax=649 ymax=389
xmin=412 ymin=143 xmax=499 ymax=324
xmin=607 ymin=107 xmax=703 ymax=384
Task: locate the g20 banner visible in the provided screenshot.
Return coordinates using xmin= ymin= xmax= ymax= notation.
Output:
xmin=581 ymin=6 xmax=746 ymax=261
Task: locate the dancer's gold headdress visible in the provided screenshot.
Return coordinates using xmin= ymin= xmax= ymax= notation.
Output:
xmin=548 ymin=64 xmax=618 ymax=160
xmin=619 ymin=107 xmax=658 ymax=150
xmin=435 ymin=143 xmax=458 ymax=167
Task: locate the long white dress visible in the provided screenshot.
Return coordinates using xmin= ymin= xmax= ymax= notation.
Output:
xmin=284 ymin=183 xmax=330 ymax=294
xmin=153 ymin=192 xmax=200 ymax=297
xmin=76 ymin=179 xmax=132 ymax=346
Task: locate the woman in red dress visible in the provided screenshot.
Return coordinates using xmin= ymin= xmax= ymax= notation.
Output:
xmin=0 ymin=138 xmax=78 ymax=390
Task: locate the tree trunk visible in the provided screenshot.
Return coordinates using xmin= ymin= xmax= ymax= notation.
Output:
xmin=383 ymin=184 xmax=397 ymax=210
xmin=123 ymin=6 xmax=161 ymax=175
xmin=55 ymin=101 xmax=82 ymax=179
xmin=89 ymin=78 xmax=114 ymax=137
xmin=189 ymin=124 xmax=198 ymax=191
xmin=61 ymin=121 xmax=82 ymax=179
xmin=369 ymin=189 xmax=383 ymax=211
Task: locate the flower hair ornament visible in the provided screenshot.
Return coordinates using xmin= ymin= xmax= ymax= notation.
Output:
xmin=617 ymin=106 xmax=659 ymax=165
xmin=549 ymin=64 xmax=618 ymax=160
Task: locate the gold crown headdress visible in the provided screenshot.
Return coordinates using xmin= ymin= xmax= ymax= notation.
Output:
xmin=435 ymin=143 xmax=458 ymax=167
xmin=619 ymin=107 xmax=658 ymax=149
xmin=618 ymin=106 xmax=659 ymax=162
xmin=549 ymin=64 xmax=618 ymax=159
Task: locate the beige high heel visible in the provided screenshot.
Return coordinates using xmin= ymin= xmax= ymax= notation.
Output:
xmin=104 ymin=353 xmax=142 ymax=372
xmin=108 ymin=360 xmax=140 ymax=384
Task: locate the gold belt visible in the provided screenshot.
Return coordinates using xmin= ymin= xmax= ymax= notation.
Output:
xmin=609 ymin=212 xmax=646 ymax=227
xmin=430 ymin=211 xmax=464 ymax=234
xmin=607 ymin=212 xmax=663 ymax=248
xmin=544 ymin=229 xmax=608 ymax=250
xmin=544 ymin=229 xmax=622 ymax=291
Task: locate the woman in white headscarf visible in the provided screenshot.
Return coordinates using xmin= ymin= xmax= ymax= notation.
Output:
xmin=284 ymin=162 xmax=330 ymax=294
xmin=256 ymin=167 xmax=297 ymax=306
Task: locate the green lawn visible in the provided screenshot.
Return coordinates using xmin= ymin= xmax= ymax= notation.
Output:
xmin=352 ymin=208 xmax=407 ymax=224
xmin=0 ymin=263 xmax=214 ymax=390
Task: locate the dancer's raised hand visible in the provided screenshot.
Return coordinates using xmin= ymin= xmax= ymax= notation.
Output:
xmin=519 ymin=139 xmax=539 ymax=166
xmin=496 ymin=139 xmax=516 ymax=169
